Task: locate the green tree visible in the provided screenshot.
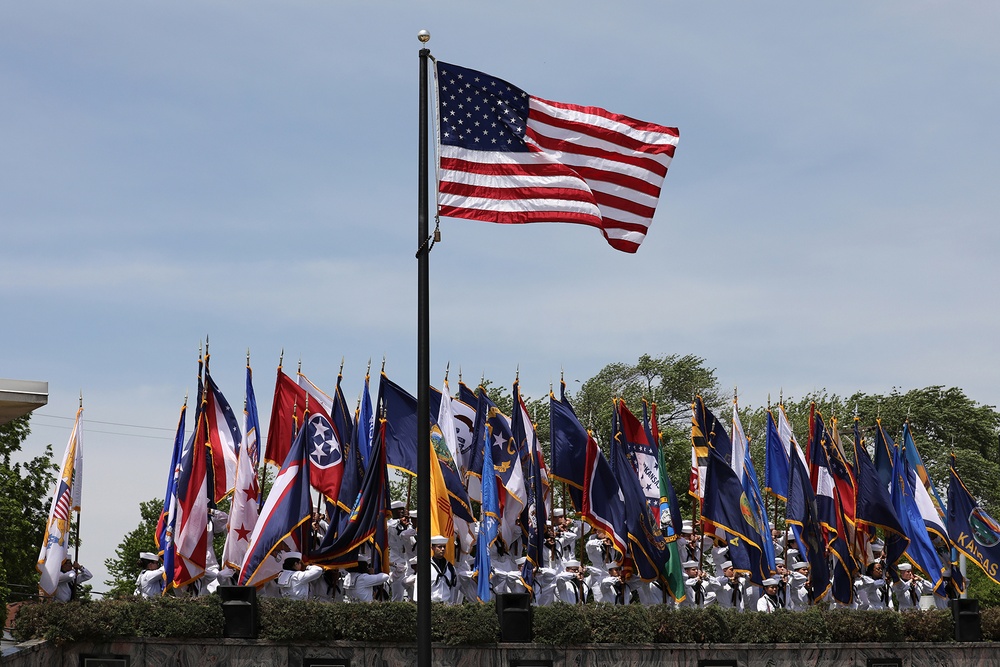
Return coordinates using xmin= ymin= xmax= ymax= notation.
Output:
xmin=570 ymin=354 xmax=723 ymax=505
xmin=0 ymin=415 xmax=57 ymax=608
xmin=104 ymin=498 xmax=162 ymax=598
xmin=740 ymin=386 xmax=1000 ymax=512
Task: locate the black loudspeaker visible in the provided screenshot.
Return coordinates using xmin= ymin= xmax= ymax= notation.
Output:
xmin=219 ymin=585 xmax=259 ymax=639
xmin=951 ymin=598 xmax=982 ymax=642
xmin=496 ymin=592 xmax=533 ymax=642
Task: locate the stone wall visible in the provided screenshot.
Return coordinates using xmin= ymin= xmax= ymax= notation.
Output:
xmin=3 ymin=637 xmax=998 ymax=667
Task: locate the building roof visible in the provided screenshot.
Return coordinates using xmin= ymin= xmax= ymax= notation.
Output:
xmin=0 ymin=379 xmax=48 ymax=426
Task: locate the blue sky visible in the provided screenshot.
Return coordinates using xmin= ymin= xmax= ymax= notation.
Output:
xmin=4 ymin=2 xmax=999 ymax=593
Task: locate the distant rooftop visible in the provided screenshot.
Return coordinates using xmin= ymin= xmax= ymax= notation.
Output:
xmin=0 ymin=378 xmax=48 ymax=426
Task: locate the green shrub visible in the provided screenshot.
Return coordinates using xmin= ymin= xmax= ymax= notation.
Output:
xmin=12 ymin=597 xmax=223 ymax=644
xmin=900 ymin=609 xmax=953 ymax=643
xmin=825 ymin=609 xmax=903 ymax=642
xmin=649 ymin=606 xmax=731 ymax=643
xmin=980 ymin=606 xmax=1000 ymax=641
xmin=9 ymin=596 xmax=980 ymax=646
xmin=532 ymin=603 xmax=591 ymax=645
xmin=258 ymin=598 xmax=338 ymax=641
xmin=335 ymin=601 xmax=416 ymax=642
xmin=583 ymin=603 xmax=653 ymax=644
xmin=431 ymin=602 xmax=499 ymax=645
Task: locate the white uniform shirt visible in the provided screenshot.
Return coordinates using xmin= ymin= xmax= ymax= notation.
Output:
xmin=757 ymin=593 xmax=780 ymax=612
xmin=893 ymin=576 xmax=927 ymax=610
xmin=135 ymin=566 xmax=165 ymax=598
xmin=348 ymin=572 xmax=390 ymax=602
xmin=55 ymin=566 xmax=92 ymax=602
xmin=277 ymin=565 xmax=324 ymax=600
xmin=430 ymin=557 xmax=458 ymax=603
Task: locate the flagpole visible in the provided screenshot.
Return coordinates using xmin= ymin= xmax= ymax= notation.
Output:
xmin=416 ymin=32 xmax=432 ymax=667
xmin=73 ymin=395 xmax=83 ymax=569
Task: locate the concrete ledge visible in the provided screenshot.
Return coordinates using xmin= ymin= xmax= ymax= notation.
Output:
xmin=2 ymin=638 xmax=999 ymax=667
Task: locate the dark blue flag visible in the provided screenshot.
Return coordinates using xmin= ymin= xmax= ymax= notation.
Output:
xmin=611 ymin=416 xmax=672 ymax=582
xmin=330 ymin=373 xmax=355 ymax=463
xmin=701 ymin=447 xmax=769 ymax=585
xmin=513 ymin=381 xmax=545 ymax=591
xmin=873 ymin=420 xmax=895 ymax=491
xmin=475 ymin=416 xmax=501 ymax=602
xmin=948 ymin=456 xmax=992 ymax=588
xmin=852 ymin=419 xmax=908 ymax=577
xmin=786 ymin=444 xmax=831 ymax=604
xmin=550 ymin=382 xmax=626 ymax=554
xmin=311 ymin=417 xmax=389 ymax=565
xmin=891 ymin=437 xmax=944 ymax=595
xmin=377 ymin=373 xmax=419 ymax=477
xmin=156 ymin=402 xmax=187 ymax=591
xmin=764 ymin=409 xmax=790 ymax=501
xmin=357 ymin=373 xmax=374 ymax=470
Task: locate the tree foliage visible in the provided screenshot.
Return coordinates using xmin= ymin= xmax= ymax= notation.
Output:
xmin=0 ymin=415 xmax=57 ymax=609
xmin=104 ymin=498 xmax=162 ymax=598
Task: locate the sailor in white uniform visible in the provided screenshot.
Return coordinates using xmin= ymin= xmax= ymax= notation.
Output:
xmin=757 ymin=577 xmax=781 ymax=612
xmin=135 ymin=552 xmax=165 ymax=598
xmin=429 ymin=534 xmax=458 ymax=603
xmin=276 ymin=551 xmax=324 ymax=600
xmin=55 ymin=559 xmax=92 ymax=602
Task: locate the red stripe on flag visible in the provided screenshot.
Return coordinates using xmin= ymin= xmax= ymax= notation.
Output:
xmin=439 ymin=180 xmax=598 ymax=205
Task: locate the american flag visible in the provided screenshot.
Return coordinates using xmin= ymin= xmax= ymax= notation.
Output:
xmin=435 ymin=61 xmax=679 ymax=253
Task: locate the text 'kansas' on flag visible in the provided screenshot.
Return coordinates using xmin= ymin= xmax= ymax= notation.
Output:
xmin=434 ymin=61 xmax=679 ymax=253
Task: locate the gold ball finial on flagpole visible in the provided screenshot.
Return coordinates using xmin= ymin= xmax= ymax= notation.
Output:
xmin=417 ymin=29 xmax=430 ymax=43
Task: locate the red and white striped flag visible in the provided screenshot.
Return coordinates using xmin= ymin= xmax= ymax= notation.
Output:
xmin=435 ymin=61 xmax=678 ymax=253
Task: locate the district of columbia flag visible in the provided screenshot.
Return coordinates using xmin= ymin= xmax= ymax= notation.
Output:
xmin=434 ymin=61 xmax=679 ymax=253
xmin=222 ymin=361 xmax=262 ymax=571
xmin=37 ymin=406 xmax=84 ymax=598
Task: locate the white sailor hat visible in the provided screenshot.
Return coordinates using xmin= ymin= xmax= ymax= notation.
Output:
xmin=139 ymin=551 xmax=159 ymax=561
xmin=774 ymin=558 xmax=785 ymax=566
xmin=721 ymin=560 xmax=733 ymax=569
xmin=408 ymin=509 xmax=419 ymax=518
xmin=430 ymin=534 xmax=449 ymax=545
xmin=792 ymin=560 xmax=808 ymax=570
xmin=357 ymin=552 xmax=369 ymax=562
xmin=786 ymin=549 xmax=800 ymax=560
xmin=897 ymin=562 xmax=912 ymax=572
xmin=682 ymin=560 xmax=699 ymax=569
xmin=762 ymin=577 xmax=780 ymax=586
xmin=553 ymin=507 xmax=565 ymax=517
xmin=681 ymin=520 xmax=694 ymax=533
xmin=871 ymin=543 xmax=884 ymax=553
xmin=391 ymin=500 xmax=406 ymax=509
xmin=284 ymin=551 xmax=302 ymax=561
xmin=565 ymin=559 xmax=581 ymax=568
